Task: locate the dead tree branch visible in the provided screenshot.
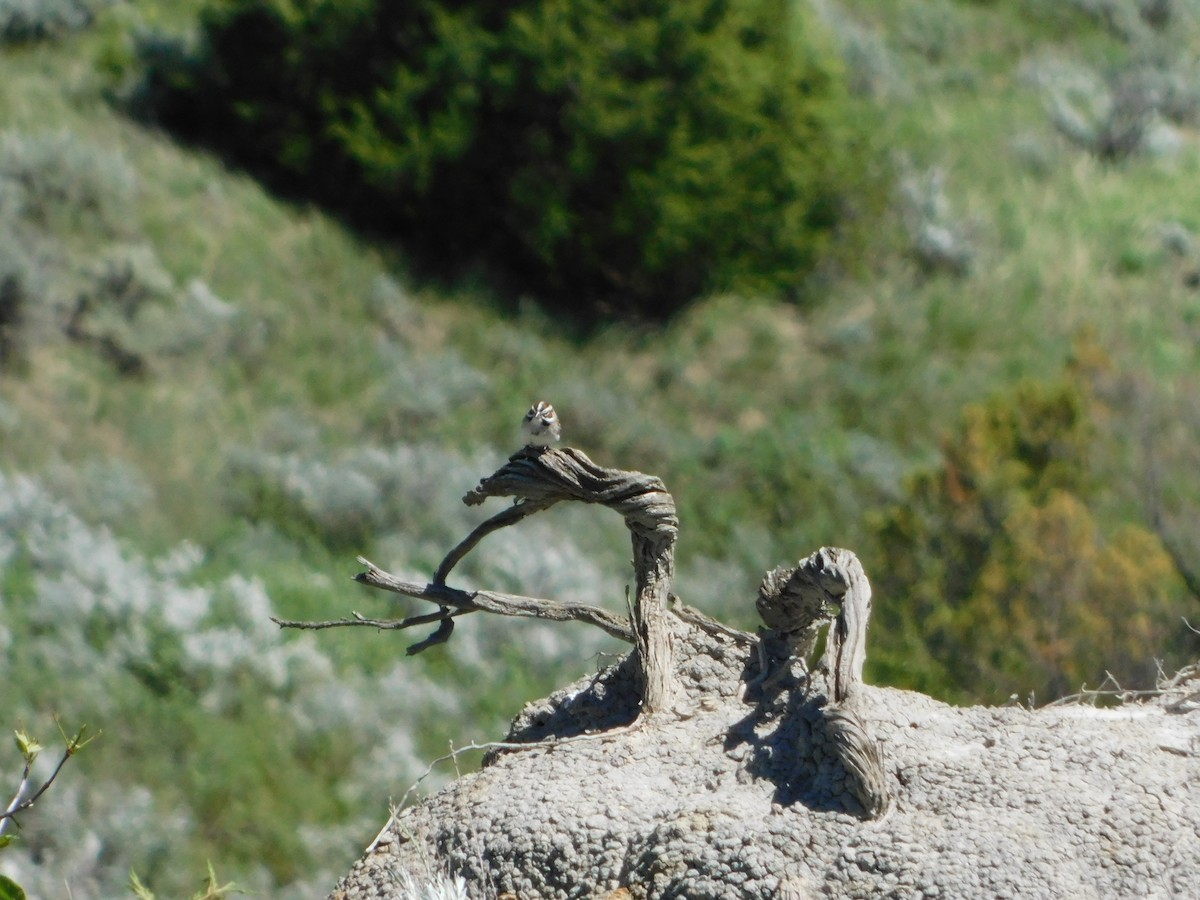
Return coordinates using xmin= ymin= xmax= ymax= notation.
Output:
xmin=458 ymin=446 xmax=679 ymax=713
xmin=275 ymin=445 xmax=681 ymax=714
xmin=272 ymin=557 xmax=634 ymax=654
xmin=433 ymin=499 xmax=555 ymax=585
xmin=270 ymin=607 xmax=465 ymax=633
xmin=354 ymin=556 xmax=634 ymax=645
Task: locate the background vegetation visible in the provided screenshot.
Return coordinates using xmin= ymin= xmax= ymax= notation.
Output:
xmin=140 ymin=0 xmax=881 ymax=318
xmin=1 ymin=0 xmax=1199 ymax=895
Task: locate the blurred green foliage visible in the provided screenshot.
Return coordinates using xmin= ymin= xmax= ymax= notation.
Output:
xmin=141 ymin=0 xmax=881 ymax=318
xmin=870 ymin=364 xmax=1182 ymax=703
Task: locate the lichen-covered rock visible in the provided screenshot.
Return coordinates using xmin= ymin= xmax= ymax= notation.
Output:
xmin=331 ymin=623 xmax=1200 ymax=899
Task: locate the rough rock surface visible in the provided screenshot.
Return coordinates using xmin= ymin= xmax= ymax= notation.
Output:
xmin=331 ymin=621 xmax=1200 ymax=899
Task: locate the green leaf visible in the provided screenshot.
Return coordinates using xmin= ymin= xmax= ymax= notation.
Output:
xmin=0 ymin=874 xmax=28 ymax=900
xmin=12 ymin=730 xmax=41 ymax=763
xmin=128 ymin=869 xmax=156 ymax=900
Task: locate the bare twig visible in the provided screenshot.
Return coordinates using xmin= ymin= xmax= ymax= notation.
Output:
xmin=405 ymin=615 xmax=456 ymax=655
xmin=1044 ymin=667 xmax=1200 ymax=710
xmin=274 ymin=554 xmax=642 ymax=657
xmin=271 ymin=608 xmax=461 ymax=632
xmin=433 ymin=499 xmax=555 ymax=585
xmin=352 ymin=556 xmax=635 ymax=645
xmin=1046 ymin=686 xmax=1171 ymax=706
xmin=279 ymin=444 xmax=679 ymax=710
xmin=1 ymin=722 xmax=97 ymax=836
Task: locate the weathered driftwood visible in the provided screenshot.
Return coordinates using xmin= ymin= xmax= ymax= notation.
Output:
xmin=755 ymin=548 xmax=890 ymax=819
xmin=459 ymin=445 xmax=679 ymax=714
xmin=253 ymin=415 xmax=1200 ymax=898
xmin=270 ymin=432 xmax=921 ymax=896
xmin=273 ymin=558 xmax=635 ymax=652
xmin=820 ymin=703 xmax=891 ymax=819
xmin=275 ymin=444 xmax=678 ymax=713
xmin=313 ymin=440 xmax=1200 ymax=900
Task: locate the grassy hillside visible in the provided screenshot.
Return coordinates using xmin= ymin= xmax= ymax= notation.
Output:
xmin=1 ymin=0 xmax=1198 ymax=895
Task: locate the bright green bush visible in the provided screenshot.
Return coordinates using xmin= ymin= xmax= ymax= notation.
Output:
xmin=144 ymin=0 xmax=880 ymax=317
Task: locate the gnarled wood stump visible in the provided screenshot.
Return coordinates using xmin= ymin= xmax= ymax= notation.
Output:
xmin=756 ymin=547 xmax=891 ymax=818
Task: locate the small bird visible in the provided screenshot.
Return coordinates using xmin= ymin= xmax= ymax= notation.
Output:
xmin=521 ymin=401 xmax=562 ymax=447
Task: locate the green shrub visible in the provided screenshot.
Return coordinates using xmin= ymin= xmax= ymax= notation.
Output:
xmin=0 ymin=129 xmax=136 ymax=235
xmin=143 ymin=0 xmax=880 ymax=318
xmin=868 ymin=373 xmax=1187 ymax=703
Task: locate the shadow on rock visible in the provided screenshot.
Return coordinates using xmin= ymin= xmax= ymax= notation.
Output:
xmin=726 ymin=646 xmax=863 ymax=816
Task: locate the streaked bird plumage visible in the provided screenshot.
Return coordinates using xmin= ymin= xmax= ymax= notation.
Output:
xmin=522 ymin=401 xmax=562 ymax=447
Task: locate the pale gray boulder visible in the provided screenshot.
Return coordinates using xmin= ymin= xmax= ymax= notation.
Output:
xmin=316 ymin=448 xmax=1199 ymax=900
xmin=330 ymin=620 xmax=1200 ymax=899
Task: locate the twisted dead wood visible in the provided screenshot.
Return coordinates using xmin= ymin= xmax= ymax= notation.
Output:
xmin=271 ymin=557 xmax=634 ymax=653
xmin=461 ymin=446 xmax=679 ymax=714
xmin=815 ymin=548 xmax=873 ymax=705
xmin=822 ymin=704 xmax=891 ymax=819
xmin=757 ymin=547 xmax=891 ymax=818
xmin=274 ymin=445 xmax=678 ymax=713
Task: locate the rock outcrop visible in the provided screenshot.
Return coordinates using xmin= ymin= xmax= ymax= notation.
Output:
xmin=315 ymin=446 xmax=1199 ymax=899
xmin=330 ymin=619 xmax=1200 ymax=899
